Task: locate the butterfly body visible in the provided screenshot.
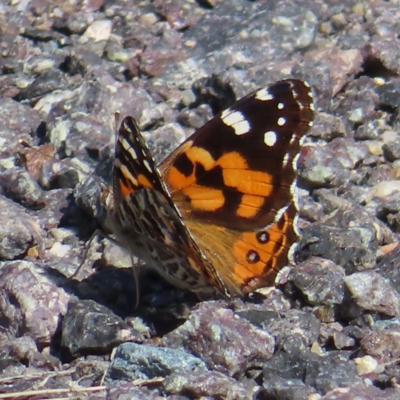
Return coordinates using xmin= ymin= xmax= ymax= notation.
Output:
xmin=108 ymin=79 xmax=314 ymax=298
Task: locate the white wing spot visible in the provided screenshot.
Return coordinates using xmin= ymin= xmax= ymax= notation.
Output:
xmin=277 ymin=117 xmax=286 ymax=126
xmin=288 ymin=242 xmax=298 ymax=265
xmin=291 ymin=181 xmax=299 ymax=210
xmin=293 ymin=214 xmax=300 ymax=236
xmin=120 ymin=164 xmax=138 ymax=186
xmin=120 ymin=138 xmax=127 ymax=149
xmin=274 ymin=205 xmax=289 ymax=223
xmin=221 ymin=109 xmax=250 ymax=135
xmin=255 ymin=88 xmax=274 ymax=101
xmin=282 ymin=153 xmax=290 ymax=167
xmin=121 ymin=138 xmax=138 ymax=160
xmin=143 ymin=159 xmax=153 ymax=173
xmin=292 ymin=152 xmax=301 ymax=170
xmin=264 ymin=131 xmax=277 ymax=147
xmin=128 ymin=147 xmax=138 ymax=160
xmin=290 ymin=179 xmax=298 ymax=195
xmin=277 ymin=102 xmax=284 ymax=110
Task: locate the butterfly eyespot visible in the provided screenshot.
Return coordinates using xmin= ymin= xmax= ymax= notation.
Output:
xmin=246 ymin=250 xmax=260 ymax=264
xmin=256 ymin=231 xmax=269 ymax=244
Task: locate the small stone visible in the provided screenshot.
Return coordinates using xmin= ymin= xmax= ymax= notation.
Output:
xmin=84 ymin=20 xmax=112 ymax=42
xmin=181 ymin=89 xmax=196 ymax=106
xmin=48 ymin=242 xmax=71 ymax=258
xmin=107 ymin=342 xmax=207 ymax=381
xmin=347 ymin=107 xmax=364 ymax=123
xmin=381 ymin=130 xmax=398 ymax=144
xmin=288 ymin=258 xmax=345 ymax=306
xmin=160 ymin=302 xmax=275 ymax=376
xmin=364 ymin=140 xmax=383 ymax=156
xmin=138 ymin=13 xmax=158 ymax=25
xmin=0 ymin=261 xmax=69 ymax=345
xmin=163 ymin=371 xmax=257 ymax=399
xmin=331 ymin=13 xmax=347 ymax=30
xmin=383 ymin=139 xmax=400 ymax=162
xmin=354 ymin=355 xmax=379 ymax=375
xmin=361 ymin=330 xmax=400 ymax=360
xmin=332 ymin=331 xmax=355 ymax=350
xmin=61 ymin=299 xmax=142 ymax=358
xmin=345 ymin=272 xmax=400 ymax=317
xmin=366 ymin=181 xmax=400 ymax=203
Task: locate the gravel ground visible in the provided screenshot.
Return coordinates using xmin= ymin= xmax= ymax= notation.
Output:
xmin=1 ymin=0 xmax=400 ymax=399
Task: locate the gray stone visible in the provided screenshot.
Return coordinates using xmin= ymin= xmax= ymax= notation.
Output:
xmin=107 ymin=342 xmax=207 ymax=381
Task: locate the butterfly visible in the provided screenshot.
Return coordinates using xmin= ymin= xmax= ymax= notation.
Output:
xmin=105 ymin=79 xmax=315 ymax=299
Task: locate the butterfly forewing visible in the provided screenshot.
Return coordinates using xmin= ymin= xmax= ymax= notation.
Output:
xmin=113 ymin=117 xmax=170 ymax=207
xmin=161 ymin=79 xmax=314 ymax=231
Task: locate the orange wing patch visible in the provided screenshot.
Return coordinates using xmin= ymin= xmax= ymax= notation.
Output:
xmin=181 ymin=186 xmax=225 ymax=211
xmin=167 ymin=144 xmax=215 ymax=190
xmin=137 ymin=174 xmax=153 ymax=189
xmin=236 ymin=194 xmax=265 ymax=218
xmin=166 ymin=147 xmax=275 ymax=218
xmin=216 ymin=152 xmax=248 ymax=169
xmin=222 ymin=169 xmax=274 ymax=196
